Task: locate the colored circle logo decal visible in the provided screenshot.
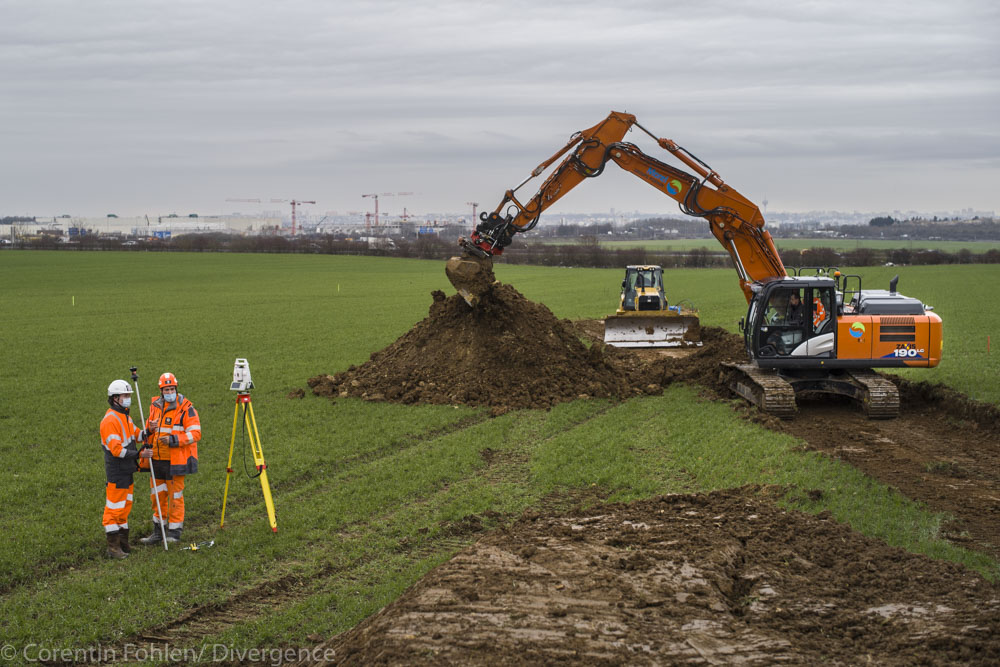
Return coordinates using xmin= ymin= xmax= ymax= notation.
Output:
xmin=849 ymin=322 xmax=865 ymax=339
xmin=667 ymin=179 xmax=682 ymax=195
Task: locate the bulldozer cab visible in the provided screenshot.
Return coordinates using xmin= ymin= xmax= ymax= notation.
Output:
xmin=745 ymin=278 xmax=836 ymax=362
xmin=621 ymin=266 xmax=665 ymax=311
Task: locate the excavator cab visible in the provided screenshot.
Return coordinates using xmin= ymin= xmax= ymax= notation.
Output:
xmin=746 ymin=279 xmax=836 ymax=360
xmin=744 ymin=279 xmax=836 ymax=362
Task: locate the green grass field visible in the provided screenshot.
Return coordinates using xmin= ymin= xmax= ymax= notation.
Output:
xmin=533 ymin=237 xmax=1000 ymax=253
xmin=1 ymin=251 xmax=997 ymax=659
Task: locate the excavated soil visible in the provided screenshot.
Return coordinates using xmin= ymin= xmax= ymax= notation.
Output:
xmin=309 ymin=286 xmax=633 ymax=414
xmin=307 ymin=488 xmax=1000 ymax=666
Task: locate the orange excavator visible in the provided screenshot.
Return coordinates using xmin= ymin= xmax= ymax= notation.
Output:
xmin=446 ymin=111 xmax=943 ymax=418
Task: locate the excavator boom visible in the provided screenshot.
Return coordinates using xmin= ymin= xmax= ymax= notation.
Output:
xmin=446 ymin=111 xmax=787 ymax=304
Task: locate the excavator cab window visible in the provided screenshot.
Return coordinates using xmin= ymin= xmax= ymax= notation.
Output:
xmin=753 ymin=283 xmax=837 ymax=358
xmin=757 ymin=287 xmax=808 ymax=356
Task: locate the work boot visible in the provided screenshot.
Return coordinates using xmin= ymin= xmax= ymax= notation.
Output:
xmin=139 ymin=525 xmax=164 ymax=545
xmin=166 ymin=528 xmax=182 ymax=544
xmin=106 ymin=532 xmax=128 ymax=560
xmin=119 ymin=528 xmax=131 ymax=554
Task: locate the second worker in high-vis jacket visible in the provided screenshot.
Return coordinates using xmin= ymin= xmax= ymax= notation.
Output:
xmin=138 ymin=372 xmax=201 ymax=545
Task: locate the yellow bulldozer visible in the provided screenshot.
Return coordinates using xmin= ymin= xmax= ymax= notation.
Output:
xmin=602 ymin=265 xmax=700 ymax=348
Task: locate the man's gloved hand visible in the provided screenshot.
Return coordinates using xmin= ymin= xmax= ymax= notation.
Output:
xmin=157 ymin=436 xmax=172 ymax=447
xmin=140 ymin=445 xmax=154 ymax=459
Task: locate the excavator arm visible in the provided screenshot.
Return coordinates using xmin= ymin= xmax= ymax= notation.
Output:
xmin=604 ymin=141 xmax=786 ymax=302
xmin=449 ymin=111 xmax=787 ymax=304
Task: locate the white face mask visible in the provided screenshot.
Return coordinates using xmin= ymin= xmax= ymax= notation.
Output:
xmin=163 ymin=391 xmax=177 ymax=403
xmin=120 ymin=396 xmax=132 ymax=408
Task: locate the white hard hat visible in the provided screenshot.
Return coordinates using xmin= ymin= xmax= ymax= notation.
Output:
xmin=107 ymin=379 xmax=133 ymax=397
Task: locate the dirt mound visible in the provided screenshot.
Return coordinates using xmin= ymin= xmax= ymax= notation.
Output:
xmin=308 ymin=488 xmax=1000 ymax=665
xmin=308 ymin=286 xmax=633 ymax=413
xmin=646 ymin=325 xmax=745 ymax=390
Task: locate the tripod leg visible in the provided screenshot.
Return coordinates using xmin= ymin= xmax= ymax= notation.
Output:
xmin=247 ymin=402 xmax=278 ymax=532
xmin=220 ymin=398 xmax=240 ymax=528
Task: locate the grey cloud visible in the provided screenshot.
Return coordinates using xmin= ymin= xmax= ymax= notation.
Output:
xmin=1 ymin=0 xmax=997 ymax=215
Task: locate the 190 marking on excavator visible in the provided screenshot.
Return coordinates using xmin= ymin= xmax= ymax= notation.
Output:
xmin=887 ymin=345 xmax=926 ymax=359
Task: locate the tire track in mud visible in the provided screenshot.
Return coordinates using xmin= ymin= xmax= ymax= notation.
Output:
xmin=307 ymin=488 xmax=1000 ymax=666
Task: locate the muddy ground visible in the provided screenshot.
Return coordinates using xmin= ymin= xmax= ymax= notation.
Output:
xmin=308 ymin=489 xmax=999 ymax=665
xmin=305 ymin=287 xmax=1000 ymax=665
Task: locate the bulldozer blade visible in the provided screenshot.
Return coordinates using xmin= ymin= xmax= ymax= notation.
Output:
xmin=445 ymin=253 xmax=496 ymax=307
xmin=603 ymin=313 xmax=701 ymax=348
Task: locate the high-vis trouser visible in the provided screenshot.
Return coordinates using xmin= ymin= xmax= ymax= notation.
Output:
xmin=149 ymin=475 xmax=185 ymax=530
xmin=103 ymin=482 xmax=134 ymax=533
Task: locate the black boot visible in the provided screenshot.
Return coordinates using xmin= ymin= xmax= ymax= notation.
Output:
xmin=106 ymin=532 xmax=128 ymax=560
xmin=119 ymin=528 xmax=131 ymax=554
xmin=139 ymin=524 xmax=164 ymax=545
xmin=166 ymin=528 xmax=182 ymax=544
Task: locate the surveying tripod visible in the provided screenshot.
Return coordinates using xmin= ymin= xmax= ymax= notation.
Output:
xmin=220 ymin=392 xmax=278 ymax=532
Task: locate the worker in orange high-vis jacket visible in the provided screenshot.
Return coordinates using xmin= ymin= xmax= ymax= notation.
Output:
xmin=138 ymin=372 xmax=201 ymax=545
xmin=101 ymin=380 xmax=153 ymax=559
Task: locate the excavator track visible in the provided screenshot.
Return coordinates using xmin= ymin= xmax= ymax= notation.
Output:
xmin=720 ymin=363 xmax=797 ymax=419
xmin=721 ymin=364 xmax=900 ymax=420
xmin=846 ymin=370 xmax=900 ymax=419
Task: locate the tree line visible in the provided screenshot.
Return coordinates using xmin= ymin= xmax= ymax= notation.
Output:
xmin=9 ymin=232 xmax=999 ymax=267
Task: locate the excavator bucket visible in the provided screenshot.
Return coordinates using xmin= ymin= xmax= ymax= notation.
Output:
xmin=445 ymin=253 xmax=496 ymax=307
xmin=602 ymin=311 xmax=701 ymax=348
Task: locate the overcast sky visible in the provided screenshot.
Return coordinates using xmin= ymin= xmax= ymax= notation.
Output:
xmin=2 ymin=0 xmax=998 ymax=220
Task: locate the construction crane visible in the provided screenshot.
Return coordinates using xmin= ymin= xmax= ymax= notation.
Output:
xmin=466 ymin=202 xmax=479 ymax=226
xmin=226 ymin=198 xmax=315 ymax=235
xmin=286 ymin=200 xmax=315 ymax=236
xmin=361 ymin=192 xmax=413 ymax=232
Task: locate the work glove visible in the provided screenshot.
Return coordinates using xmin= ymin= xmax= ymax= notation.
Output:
xmin=139 ymin=445 xmax=154 ymax=459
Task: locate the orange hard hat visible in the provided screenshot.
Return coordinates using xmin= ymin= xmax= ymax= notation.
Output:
xmin=158 ymin=372 xmax=178 ymax=389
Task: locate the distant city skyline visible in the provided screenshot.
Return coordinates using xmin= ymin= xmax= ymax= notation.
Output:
xmin=2 ymin=1 xmax=997 ymax=218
